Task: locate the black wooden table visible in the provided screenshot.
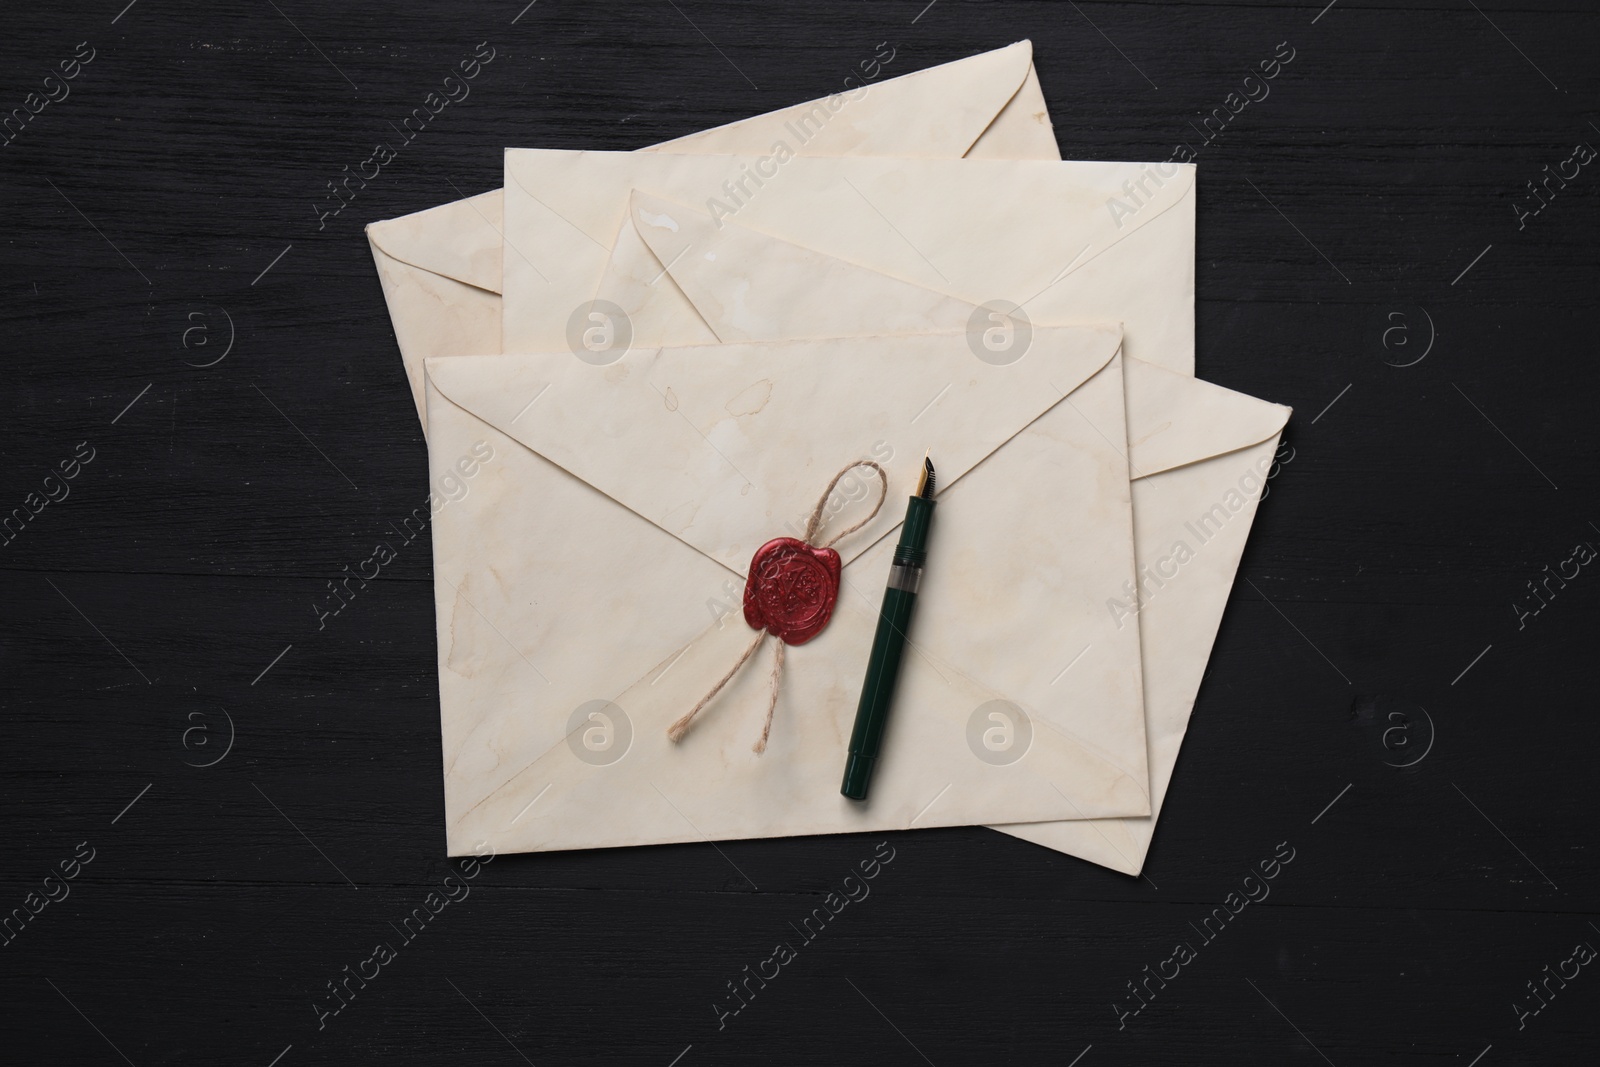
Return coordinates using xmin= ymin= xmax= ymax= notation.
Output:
xmin=3 ymin=2 xmax=1596 ymax=1064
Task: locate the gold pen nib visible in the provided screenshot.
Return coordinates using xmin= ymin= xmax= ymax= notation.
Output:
xmin=916 ymin=452 xmax=936 ymax=499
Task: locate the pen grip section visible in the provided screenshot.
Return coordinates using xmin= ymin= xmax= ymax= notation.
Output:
xmin=894 ymin=495 xmax=936 ymax=566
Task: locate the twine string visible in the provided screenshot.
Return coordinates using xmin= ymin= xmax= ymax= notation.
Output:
xmin=804 ymin=462 xmax=889 ymax=547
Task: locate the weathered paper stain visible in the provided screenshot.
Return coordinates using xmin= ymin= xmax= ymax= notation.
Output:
xmin=446 ymin=578 xmax=490 ymax=678
xmin=725 ymin=378 xmax=773 ymax=417
xmin=638 ymin=208 xmax=679 ymax=232
xmin=1131 ymin=421 xmax=1172 ymax=448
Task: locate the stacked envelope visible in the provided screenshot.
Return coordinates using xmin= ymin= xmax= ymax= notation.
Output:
xmin=367 ymin=42 xmax=1289 ymax=876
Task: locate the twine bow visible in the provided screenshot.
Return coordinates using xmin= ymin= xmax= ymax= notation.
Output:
xmin=667 ymin=460 xmax=889 ymax=753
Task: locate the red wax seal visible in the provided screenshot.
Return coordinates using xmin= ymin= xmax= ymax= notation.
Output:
xmin=743 ymin=537 xmax=842 ymax=645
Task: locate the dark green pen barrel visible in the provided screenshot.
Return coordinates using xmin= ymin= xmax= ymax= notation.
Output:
xmin=842 ymin=495 xmax=935 ymax=800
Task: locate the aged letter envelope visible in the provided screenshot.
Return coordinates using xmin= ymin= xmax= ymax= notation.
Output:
xmin=610 ymin=211 xmax=1288 ymax=874
xmin=424 ymin=326 xmax=1152 ymax=855
xmin=366 ymin=41 xmax=1056 ymax=430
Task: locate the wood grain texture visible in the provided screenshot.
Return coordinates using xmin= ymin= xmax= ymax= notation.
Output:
xmin=2 ymin=1 xmax=1597 ymax=1063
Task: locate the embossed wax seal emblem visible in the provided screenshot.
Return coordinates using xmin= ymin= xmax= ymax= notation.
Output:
xmin=742 ymin=537 xmax=842 ymax=646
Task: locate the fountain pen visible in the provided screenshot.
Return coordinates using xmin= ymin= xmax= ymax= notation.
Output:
xmin=842 ymin=455 xmax=936 ymax=801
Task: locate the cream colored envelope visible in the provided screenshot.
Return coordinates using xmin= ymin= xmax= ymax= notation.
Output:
xmin=423 ymin=326 xmax=1154 ymax=856
xmin=500 ymin=150 xmax=1195 ymax=379
xmin=1009 ymin=383 xmax=1285 ymax=874
xmin=616 ymin=212 xmax=1288 ymax=875
xmin=365 ymin=41 xmax=1057 ymax=430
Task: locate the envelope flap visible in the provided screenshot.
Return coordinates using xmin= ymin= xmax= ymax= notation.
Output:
xmin=1124 ymin=358 xmax=1291 ymax=478
xmin=997 ymin=160 xmax=1195 ymax=289
xmin=424 ymin=326 xmax=1121 ymax=574
xmin=616 ymin=158 xmax=1191 ymax=345
xmin=366 ymin=189 xmax=505 ymax=293
xmin=504 ymin=150 xmax=1196 ymax=369
xmin=645 ymin=41 xmax=1038 ymax=159
xmin=623 ymin=190 xmax=980 ymax=342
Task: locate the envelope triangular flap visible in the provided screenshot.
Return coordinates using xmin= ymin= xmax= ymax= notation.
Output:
xmin=605 ymin=164 xmax=1191 ymax=352
xmin=965 ymin=56 xmax=1058 ymax=161
xmin=643 ymin=41 xmax=1038 ymax=160
xmin=622 ymin=190 xmax=978 ymax=342
xmin=1124 ymin=358 xmax=1291 ymax=478
xmin=591 ymin=209 xmax=724 ymax=347
xmin=366 ymin=189 xmax=505 ymax=293
xmin=424 ymin=325 xmax=1121 ymax=575
xmin=503 ymin=150 xmax=1195 ymax=366
xmin=971 ymin=159 xmax=1194 ymax=289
